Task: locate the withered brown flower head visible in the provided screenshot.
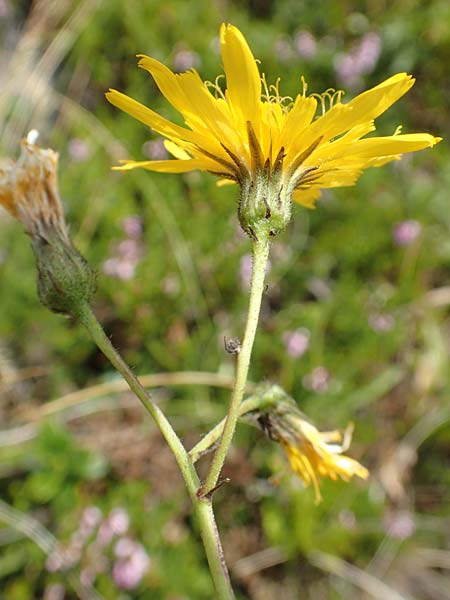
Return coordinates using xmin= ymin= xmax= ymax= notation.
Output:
xmin=0 ymin=132 xmax=70 ymax=243
xmin=0 ymin=132 xmax=96 ymax=315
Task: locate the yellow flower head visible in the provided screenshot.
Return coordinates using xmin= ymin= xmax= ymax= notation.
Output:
xmin=106 ymin=24 xmax=440 ymax=238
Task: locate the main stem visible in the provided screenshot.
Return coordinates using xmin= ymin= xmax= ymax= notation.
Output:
xmin=204 ymin=237 xmax=270 ymax=494
xmin=76 ymin=303 xmax=234 ymax=599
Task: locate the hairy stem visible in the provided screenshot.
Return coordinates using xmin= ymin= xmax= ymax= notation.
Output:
xmin=204 ymin=237 xmax=270 ymax=494
xmin=76 ymin=303 xmax=235 ymax=599
xmin=77 ymin=303 xmax=198 ymax=495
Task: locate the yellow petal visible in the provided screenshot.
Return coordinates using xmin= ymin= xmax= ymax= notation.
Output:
xmin=106 ymin=89 xmax=200 ymax=145
xmin=138 ymin=56 xmax=235 ymax=147
xmin=293 ymin=74 xmax=416 ymax=155
xmin=164 ymin=140 xmax=192 ymax=160
xmin=281 ymin=94 xmax=317 ymax=154
xmin=106 ymin=88 xmax=230 ymax=161
xmin=346 ymin=73 xmax=415 ymax=123
xmin=332 ymin=455 xmax=369 ymax=480
xmin=137 ymin=56 xmax=183 ymax=106
xmin=220 ymin=23 xmax=261 ymax=129
xmin=347 ymin=133 xmax=441 ymax=157
xmin=292 ymin=188 xmax=321 ymax=208
xmin=216 ymin=178 xmax=237 ymax=187
xmin=303 ymin=169 xmax=362 ymax=188
xmin=113 ymin=158 xmax=210 ymax=173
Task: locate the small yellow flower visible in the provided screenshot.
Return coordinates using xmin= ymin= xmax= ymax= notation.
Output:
xmin=106 ymin=23 xmax=440 ymax=232
xmin=279 ymin=419 xmax=369 ymax=504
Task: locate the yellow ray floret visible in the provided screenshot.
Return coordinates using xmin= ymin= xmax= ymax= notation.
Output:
xmin=106 ymin=23 xmax=441 ymax=209
xmin=280 ymin=420 xmax=369 ymax=503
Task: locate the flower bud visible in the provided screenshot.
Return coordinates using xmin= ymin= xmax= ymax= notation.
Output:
xmin=32 ymin=233 xmax=96 ymax=315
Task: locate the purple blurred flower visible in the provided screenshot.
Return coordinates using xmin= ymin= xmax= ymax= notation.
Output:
xmin=368 ymin=312 xmax=395 ymax=332
xmin=103 ymin=258 xmax=136 ymax=280
xmin=44 ymin=507 xmax=151 ymax=591
xmin=108 ymin=507 xmax=130 ymax=536
xmin=97 ymin=520 xmax=114 ymax=547
xmin=307 ymin=277 xmax=332 ymax=300
xmin=118 ymin=238 xmax=141 ymax=258
xmin=334 ymin=32 xmax=381 ymax=88
xmin=80 ymin=506 xmax=102 ymax=531
xmin=45 ymin=552 xmax=64 ymax=573
xmin=142 ymin=138 xmax=168 ymax=160
xmin=68 ymin=138 xmax=91 ymax=162
xmin=45 ymin=543 xmax=81 ymax=571
xmin=294 ymin=30 xmax=317 ymax=59
xmin=114 ymin=537 xmax=136 ymax=558
xmin=172 ymin=47 xmax=200 ymax=72
xmin=357 ymin=32 xmax=382 ymax=72
xmin=113 ymin=539 xmax=150 ymax=589
xmin=43 ymin=583 xmax=65 ymax=600
xmin=393 ymin=219 xmax=422 ymax=246
xmin=62 ymin=546 xmax=82 ymax=568
xmin=122 ymin=215 xmax=143 ymax=238
xmin=303 ymin=366 xmax=330 ymax=392
xmin=383 ymin=511 xmax=416 ymax=539
xmin=103 ymin=238 xmax=144 ymax=280
xmin=70 ymin=529 xmax=87 ymax=553
xmin=80 ymin=568 xmax=95 ymax=587
xmin=274 ymin=37 xmax=294 ymax=62
xmin=282 ymin=328 xmax=310 ymax=358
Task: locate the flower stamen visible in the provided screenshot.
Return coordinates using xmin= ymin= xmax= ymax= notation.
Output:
xmin=204 ymin=74 xmax=226 ymax=100
xmin=310 ymin=88 xmax=345 ymax=115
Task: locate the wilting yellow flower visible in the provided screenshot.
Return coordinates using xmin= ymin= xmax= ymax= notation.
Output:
xmin=279 ymin=419 xmax=369 ymax=503
xmin=106 ymin=24 xmax=440 ymax=238
xmin=250 ymin=387 xmax=368 ymax=503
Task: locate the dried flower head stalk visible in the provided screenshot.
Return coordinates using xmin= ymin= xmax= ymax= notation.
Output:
xmin=0 ymin=132 xmax=96 ymax=315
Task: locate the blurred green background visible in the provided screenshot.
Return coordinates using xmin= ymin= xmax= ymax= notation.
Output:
xmin=0 ymin=0 xmax=449 ymax=598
